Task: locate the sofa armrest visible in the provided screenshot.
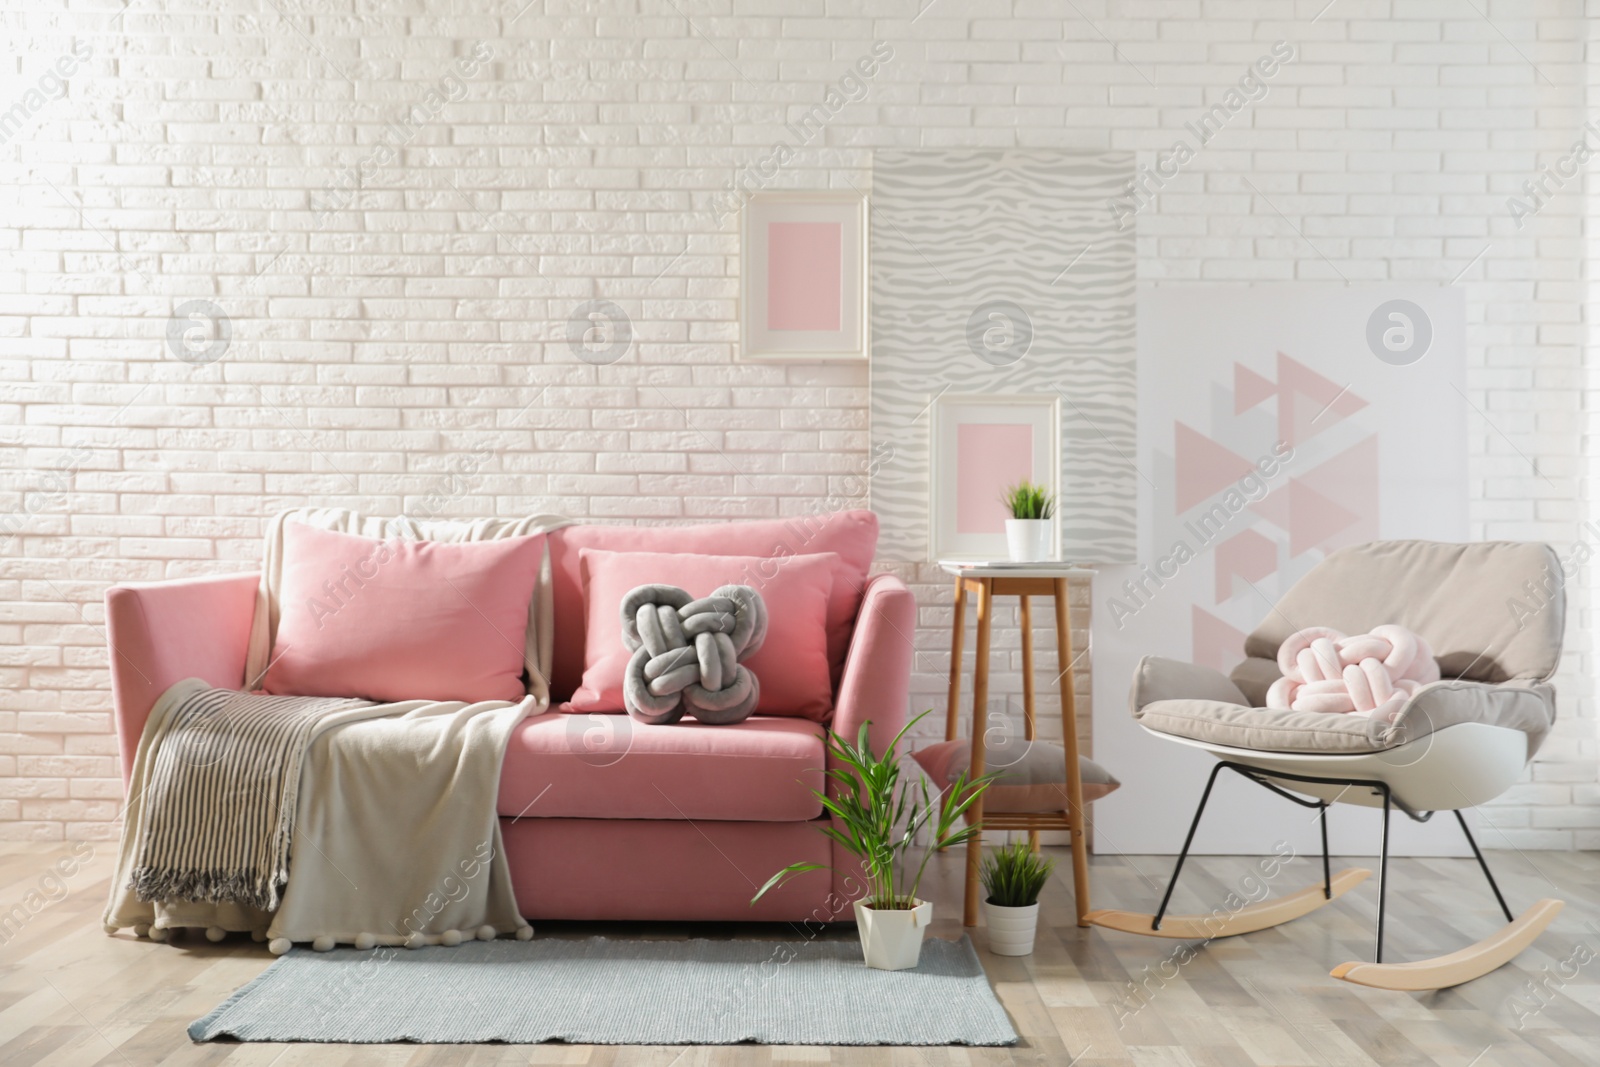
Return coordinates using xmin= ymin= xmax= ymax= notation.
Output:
xmin=826 ymin=572 xmax=915 ymax=914
xmin=831 ymin=573 xmax=915 ymax=761
xmin=105 ymin=572 xmax=260 ymax=787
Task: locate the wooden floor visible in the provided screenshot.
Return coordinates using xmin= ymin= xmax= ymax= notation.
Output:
xmin=3 ymin=839 xmax=1598 ymax=1066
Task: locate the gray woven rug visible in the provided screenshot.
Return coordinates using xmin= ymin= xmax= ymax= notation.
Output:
xmin=190 ymin=936 xmax=1018 ymax=1046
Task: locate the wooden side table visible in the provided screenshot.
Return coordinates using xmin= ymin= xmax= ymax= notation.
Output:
xmin=940 ymin=563 xmax=1095 ymax=929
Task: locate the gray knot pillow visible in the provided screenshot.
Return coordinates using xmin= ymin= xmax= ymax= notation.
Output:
xmin=620 ymin=583 xmax=768 ymax=725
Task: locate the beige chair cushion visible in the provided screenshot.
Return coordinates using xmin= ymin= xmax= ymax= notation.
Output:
xmin=1133 ymin=656 xmax=1556 ymax=755
xmin=1243 ymin=541 xmax=1563 ymax=684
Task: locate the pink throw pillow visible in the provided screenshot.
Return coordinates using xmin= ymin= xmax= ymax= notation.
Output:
xmin=263 ymin=523 xmax=544 ymax=704
xmin=563 ymin=548 xmax=838 ymax=720
xmin=544 ymin=512 xmax=879 ymax=700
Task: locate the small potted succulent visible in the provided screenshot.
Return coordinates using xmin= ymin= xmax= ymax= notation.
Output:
xmin=979 ymin=838 xmax=1055 ymax=955
xmin=752 ymin=712 xmax=995 ymax=970
xmin=1001 ymin=481 xmax=1056 ymax=562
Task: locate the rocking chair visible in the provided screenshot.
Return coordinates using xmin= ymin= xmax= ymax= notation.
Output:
xmin=1086 ymin=540 xmax=1566 ymax=990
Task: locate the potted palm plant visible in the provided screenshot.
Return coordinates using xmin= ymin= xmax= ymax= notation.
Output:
xmin=1001 ymin=481 xmax=1056 ymax=562
xmin=979 ymin=838 xmax=1056 ymax=955
xmin=752 ymin=712 xmax=994 ymax=970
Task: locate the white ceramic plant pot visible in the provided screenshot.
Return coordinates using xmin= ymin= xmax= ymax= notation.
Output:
xmin=1005 ymin=519 xmax=1053 ymax=562
xmin=853 ymin=899 xmax=933 ymax=971
xmin=983 ymin=900 xmax=1040 ymax=956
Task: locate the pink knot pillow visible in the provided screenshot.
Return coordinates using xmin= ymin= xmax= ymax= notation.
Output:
xmin=263 ymin=523 xmax=544 ymax=704
xmin=1264 ymin=624 xmax=1440 ymax=722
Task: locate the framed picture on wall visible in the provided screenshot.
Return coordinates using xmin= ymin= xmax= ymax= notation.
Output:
xmin=930 ymin=393 xmax=1061 ymax=561
xmin=739 ymin=192 xmax=867 ymax=362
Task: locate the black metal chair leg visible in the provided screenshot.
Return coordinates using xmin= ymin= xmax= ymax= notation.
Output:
xmin=1455 ymin=809 xmax=1515 ymax=923
xmin=1376 ymin=788 xmax=1391 ymax=964
xmin=1151 ymin=760 xmax=1227 ymax=931
xmin=1160 ymin=762 xmax=1512 ymax=968
xmin=1319 ymin=803 xmax=1332 ymax=899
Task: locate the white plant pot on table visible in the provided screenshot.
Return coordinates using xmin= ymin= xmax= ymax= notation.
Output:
xmin=1005 ymin=519 xmax=1053 ymax=562
xmin=983 ymin=900 xmax=1040 ymax=956
xmin=853 ymin=899 xmax=933 ymax=971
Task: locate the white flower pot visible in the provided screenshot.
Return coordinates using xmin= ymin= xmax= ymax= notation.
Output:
xmin=1005 ymin=519 xmax=1053 ymax=562
xmin=983 ymin=900 xmax=1040 ymax=956
xmin=853 ymin=899 xmax=933 ymax=971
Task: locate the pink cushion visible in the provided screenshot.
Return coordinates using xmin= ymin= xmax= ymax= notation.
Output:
xmin=912 ymin=738 xmax=1121 ymax=813
xmin=563 ymin=548 xmax=837 ymax=720
xmin=498 ymin=713 xmax=825 ymax=821
xmin=263 ymin=523 xmax=544 ymax=703
xmin=545 ymin=511 xmax=879 ymax=702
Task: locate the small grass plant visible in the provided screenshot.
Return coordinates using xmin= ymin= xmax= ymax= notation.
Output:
xmin=980 ymin=837 xmax=1056 ymax=908
xmin=1001 ymin=481 xmax=1056 ymax=521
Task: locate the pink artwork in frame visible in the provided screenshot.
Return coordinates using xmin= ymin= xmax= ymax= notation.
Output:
xmin=930 ymin=393 xmax=1058 ymax=561
xmin=955 ymin=423 xmax=1034 ymax=535
xmin=740 ymin=193 xmax=865 ymax=361
xmin=766 ymin=221 xmax=842 ymax=331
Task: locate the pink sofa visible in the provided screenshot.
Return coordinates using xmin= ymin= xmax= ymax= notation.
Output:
xmin=104 ymin=511 xmax=914 ymax=925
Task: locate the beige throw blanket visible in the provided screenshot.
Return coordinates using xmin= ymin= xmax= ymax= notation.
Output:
xmin=105 ymin=678 xmax=533 ymax=950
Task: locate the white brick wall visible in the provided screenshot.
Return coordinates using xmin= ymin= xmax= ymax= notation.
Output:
xmin=2 ymin=0 xmax=1594 ymax=847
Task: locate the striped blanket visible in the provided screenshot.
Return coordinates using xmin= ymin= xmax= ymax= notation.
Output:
xmin=126 ymin=686 xmax=371 ymax=912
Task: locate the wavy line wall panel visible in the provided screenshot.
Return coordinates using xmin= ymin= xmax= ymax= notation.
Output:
xmin=868 ymin=149 xmax=1137 ymax=562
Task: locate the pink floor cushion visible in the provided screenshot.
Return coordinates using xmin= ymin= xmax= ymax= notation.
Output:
xmin=912 ymin=738 xmax=1120 ymax=813
xmin=263 ymin=523 xmax=544 ymax=703
xmin=544 ymin=511 xmax=879 ymax=701
xmin=498 ymin=713 xmax=826 ymax=821
xmin=563 ymin=548 xmax=837 ymax=720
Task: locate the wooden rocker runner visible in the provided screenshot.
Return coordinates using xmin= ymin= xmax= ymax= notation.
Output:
xmin=1086 ymin=866 xmax=1371 ymax=940
xmin=1088 ymin=541 xmax=1569 ymax=991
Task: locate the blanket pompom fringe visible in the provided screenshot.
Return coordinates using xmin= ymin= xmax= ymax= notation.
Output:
xmin=108 ymin=920 xmax=536 ymax=952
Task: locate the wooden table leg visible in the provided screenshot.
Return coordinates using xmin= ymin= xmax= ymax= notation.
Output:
xmin=1019 ymin=594 xmax=1038 ymax=853
xmin=964 ymin=578 xmax=993 ymax=928
xmin=1054 ymin=577 xmax=1091 ymax=927
xmin=944 ymin=576 xmax=966 ymax=743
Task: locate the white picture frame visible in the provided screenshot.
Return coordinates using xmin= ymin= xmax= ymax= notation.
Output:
xmin=929 ymin=393 xmax=1061 ymax=562
xmin=739 ymin=192 xmax=867 ymax=362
